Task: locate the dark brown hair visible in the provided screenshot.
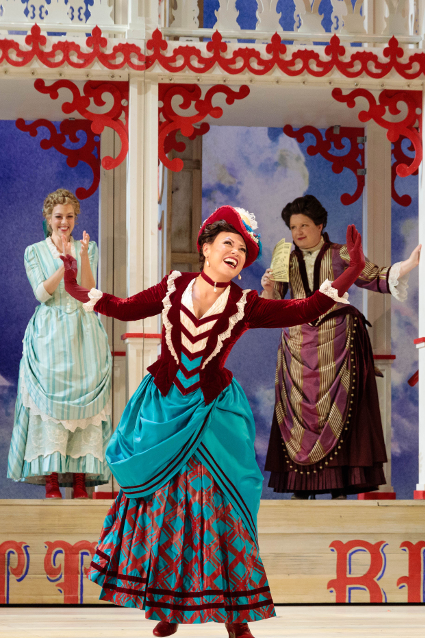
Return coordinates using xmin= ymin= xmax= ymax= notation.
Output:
xmin=281 ymin=195 xmax=328 ymax=230
xmin=198 ymin=220 xmax=244 ymax=270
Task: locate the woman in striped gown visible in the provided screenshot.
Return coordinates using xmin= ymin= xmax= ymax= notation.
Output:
xmin=262 ymin=195 xmax=421 ymax=500
xmin=61 ymin=206 xmax=365 ymax=637
xmin=7 ymin=188 xmax=112 ymax=499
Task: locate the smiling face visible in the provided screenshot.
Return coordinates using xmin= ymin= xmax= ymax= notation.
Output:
xmin=203 ymin=232 xmax=247 ymax=281
xmin=289 ymin=213 xmax=323 ymax=250
xmin=48 ymin=203 xmax=76 ymax=244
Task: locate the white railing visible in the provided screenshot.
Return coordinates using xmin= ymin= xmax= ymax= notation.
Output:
xmin=0 ymin=0 xmax=423 ymax=43
xmin=164 ymin=0 xmax=423 ymax=42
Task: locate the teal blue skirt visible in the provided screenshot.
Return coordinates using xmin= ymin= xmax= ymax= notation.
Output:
xmin=106 ymin=374 xmax=264 ymax=547
xmin=89 ymin=375 xmax=275 ymax=623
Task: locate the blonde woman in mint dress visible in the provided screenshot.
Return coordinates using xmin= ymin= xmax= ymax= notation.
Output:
xmin=7 ymin=188 xmax=112 ymax=498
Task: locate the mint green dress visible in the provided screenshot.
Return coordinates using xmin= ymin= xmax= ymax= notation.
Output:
xmin=7 ymin=237 xmax=112 ymax=486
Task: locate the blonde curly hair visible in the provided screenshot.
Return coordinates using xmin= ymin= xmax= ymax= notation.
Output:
xmin=43 ymin=189 xmax=81 ymax=236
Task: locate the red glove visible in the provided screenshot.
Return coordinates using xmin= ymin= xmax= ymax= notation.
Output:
xmin=332 ymin=224 xmax=366 ymax=296
xmin=60 ymin=255 xmax=90 ymax=303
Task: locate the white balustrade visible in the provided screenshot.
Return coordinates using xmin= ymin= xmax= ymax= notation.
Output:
xmin=255 ymin=0 xmax=283 ymax=34
xmin=214 ymin=0 xmax=240 ymax=34
xmin=294 ymin=0 xmax=326 ymax=34
xmin=332 ymin=0 xmax=367 ymax=36
xmin=170 ymin=0 xmax=199 ymax=29
xmin=86 ymin=0 xmax=114 ymax=25
xmin=0 ymin=0 xmax=114 ymax=26
xmin=382 ymin=0 xmax=413 ymax=36
xmin=0 ymin=0 xmax=423 ymax=51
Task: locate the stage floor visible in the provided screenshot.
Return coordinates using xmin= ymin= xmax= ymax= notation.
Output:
xmin=0 ymin=606 xmax=424 ymax=638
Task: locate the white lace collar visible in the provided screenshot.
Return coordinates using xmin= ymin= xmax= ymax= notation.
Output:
xmin=301 ymin=236 xmax=324 ymax=257
xmin=46 ymin=236 xmax=76 ymax=259
xmin=182 ymin=278 xmax=231 ymax=320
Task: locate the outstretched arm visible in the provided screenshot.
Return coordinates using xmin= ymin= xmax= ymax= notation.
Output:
xmin=340 ymin=243 xmax=421 ymax=294
xmin=249 ymin=225 xmax=365 ymax=330
xmin=394 ymin=244 xmax=421 ymax=278
xmin=247 ymin=286 xmax=338 ymax=329
xmin=60 ymin=254 xmax=167 ymax=321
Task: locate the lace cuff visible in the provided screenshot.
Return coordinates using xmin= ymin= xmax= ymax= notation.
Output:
xmin=35 ymin=282 xmax=52 ymax=303
xmin=83 ymin=288 xmax=103 ymax=312
xmin=388 ymin=262 xmax=409 ymax=302
xmin=319 ymin=279 xmax=350 ymax=305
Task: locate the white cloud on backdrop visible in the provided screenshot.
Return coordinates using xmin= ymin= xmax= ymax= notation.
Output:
xmin=391 ymin=218 xmax=419 ymax=458
xmin=252 ymin=386 xmax=276 ymax=459
xmin=202 ymin=127 xmax=309 ymax=265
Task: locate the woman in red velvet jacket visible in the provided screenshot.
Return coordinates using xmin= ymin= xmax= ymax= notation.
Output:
xmin=61 ymin=206 xmax=365 ymax=638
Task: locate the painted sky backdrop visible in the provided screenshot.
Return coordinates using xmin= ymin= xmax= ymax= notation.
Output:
xmin=0 ymin=120 xmax=419 ymax=500
xmin=202 ymin=125 xmax=419 ymax=500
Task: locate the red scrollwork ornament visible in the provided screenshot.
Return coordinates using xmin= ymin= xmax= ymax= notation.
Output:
xmin=392 ymin=136 xmax=418 ymax=207
xmin=33 ymin=79 xmax=129 ymax=171
xmin=15 ymin=118 xmax=100 ymax=200
xmin=283 ymin=125 xmax=365 ymax=205
xmin=159 ymin=83 xmax=250 ymax=172
xmin=3 ymin=26 xmax=425 ymax=80
xmin=332 ymin=88 xmax=422 ymax=178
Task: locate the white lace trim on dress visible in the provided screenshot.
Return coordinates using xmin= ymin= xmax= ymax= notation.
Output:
xmin=83 ymin=288 xmax=103 ymax=312
xmin=162 ymin=271 xmax=181 ymax=365
xmin=23 ymin=416 xmax=104 ymax=463
xmin=388 ymin=262 xmax=409 ymax=302
xmin=46 ymin=236 xmax=77 ymax=259
xmin=201 ymin=288 xmax=251 ymax=369
xmin=20 ymin=372 xmax=111 ymax=433
xmin=319 ymin=279 xmax=350 ymax=305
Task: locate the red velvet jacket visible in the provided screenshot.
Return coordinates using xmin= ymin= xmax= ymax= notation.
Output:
xmin=94 ymin=271 xmax=337 ymax=405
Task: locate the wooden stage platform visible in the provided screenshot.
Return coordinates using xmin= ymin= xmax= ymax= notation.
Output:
xmin=1 ymin=606 xmax=425 ymax=638
xmin=1 ymin=499 xmax=424 ymax=605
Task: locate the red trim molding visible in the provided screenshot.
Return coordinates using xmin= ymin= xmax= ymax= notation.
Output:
xmin=357 ymin=492 xmax=397 ymax=500
xmin=332 ymin=89 xmax=422 ymax=180
xmin=2 ymin=27 xmax=425 ymax=79
xmin=121 ymin=333 xmax=162 ymax=340
xmin=408 ymin=370 xmax=419 ymax=387
xmin=283 ymin=125 xmax=365 ymax=205
xmin=93 ymin=492 xmax=120 ymax=500
xmin=373 ymin=354 xmax=396 ymax=360
xmin=15 ymin=118 xmax=100 ymax=200
xmin=414 ymin=337 xmax=425 ymax=345
xmin=111 ymin=351 xmax=126 ymax=356
xmin=413 ymin=491 xmax=425 ymax=500
xmin=159 ymin=83 xmax=250 ymax=172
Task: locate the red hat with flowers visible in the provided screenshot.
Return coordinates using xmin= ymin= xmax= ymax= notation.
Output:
xmin=197 ymin=206 xmax=262 ymax=269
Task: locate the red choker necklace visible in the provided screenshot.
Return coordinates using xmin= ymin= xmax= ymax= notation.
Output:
xmin=200 ymin=270 xmax=231 ymax=293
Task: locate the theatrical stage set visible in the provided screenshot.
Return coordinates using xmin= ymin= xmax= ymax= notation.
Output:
xmin=1 ymin=2 xmax=425 ymax=638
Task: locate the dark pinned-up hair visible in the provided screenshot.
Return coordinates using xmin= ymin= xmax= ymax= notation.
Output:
xmin=198 ymin=220 xmax=245 ymax=270
xmin=281 ymin=195 xmax=328 ymax=230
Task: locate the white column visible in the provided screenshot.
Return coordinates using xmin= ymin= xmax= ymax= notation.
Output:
xmin=415 ymin=86 xmax=425 ymax=495
xmin=93 ymin=128 xmax=128 ymax=497
xmin=363 ymin=120 xmax=395 ymax=495
xmin=98 ymin=128 xmax=115 ymax=345
xmin=125 ymin=76 xmax=160 ymax=400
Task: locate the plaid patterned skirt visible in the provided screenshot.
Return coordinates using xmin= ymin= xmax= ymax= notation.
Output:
xmin=88 ymin=455 xmax=275 ymax=624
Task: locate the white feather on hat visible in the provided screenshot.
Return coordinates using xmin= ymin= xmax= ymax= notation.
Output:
xmin=233 ymin=207 xmax=258 ymax=231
